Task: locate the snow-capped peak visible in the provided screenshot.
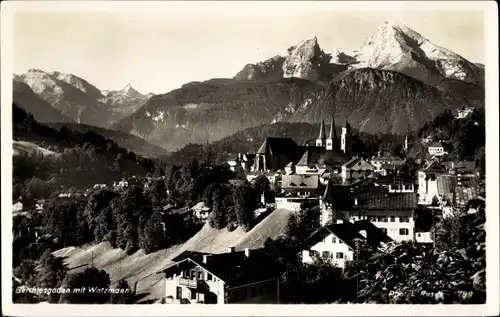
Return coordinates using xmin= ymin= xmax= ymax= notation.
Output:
xmin=348 ymin=20 xmax=484 ymax=85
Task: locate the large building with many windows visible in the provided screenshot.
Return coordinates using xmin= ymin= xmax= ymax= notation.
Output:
xmin=320 ymin=182 xmax=417 ymax=242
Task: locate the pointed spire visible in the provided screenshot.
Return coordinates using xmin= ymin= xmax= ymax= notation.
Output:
xmin=329 ymin=115 xmax=337 ymax=139
xmin=318 ymin=120 xmax=326 ymax=139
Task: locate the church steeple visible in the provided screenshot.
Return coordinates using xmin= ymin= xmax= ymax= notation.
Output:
xmin=326 ymin=115 xmax=338 ymax=150
xmin=341 ymin=118 xmax=352 ymax=155
xmin=316 ymin=120 xmax=326 ymax=147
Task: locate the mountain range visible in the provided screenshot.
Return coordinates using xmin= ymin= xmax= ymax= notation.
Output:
xmin=14 ymin=21 xmax=485 ymax=153
xmin=13 ymin=70 xmax=154 ymax=128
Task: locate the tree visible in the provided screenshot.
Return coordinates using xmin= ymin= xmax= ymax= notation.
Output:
xmin=59 ymin=267 xmax=111 ymax=304
xmin=233 ymin=183 xmax=257 ymax=231
xmin=139 ymin=208 xmax=166 ymax=254
xmin=35 ymin=250 xmax=68 ymax=303
xmin=109 ymin=279 xmax=135 ymax=304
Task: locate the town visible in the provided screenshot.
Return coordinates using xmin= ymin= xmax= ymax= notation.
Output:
xmin=8 ymin=6 xmax=491 ymax=310
xmin=12 ymin=107 xmax=486 ymax=305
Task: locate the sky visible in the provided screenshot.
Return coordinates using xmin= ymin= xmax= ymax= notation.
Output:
xmin=12 ymin=2 xmax=485 ymax=94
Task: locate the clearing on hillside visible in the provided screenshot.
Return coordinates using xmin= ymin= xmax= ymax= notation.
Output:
xmin=53 ymin=208 xmax=296 ymax=302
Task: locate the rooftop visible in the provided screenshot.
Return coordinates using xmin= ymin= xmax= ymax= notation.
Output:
xmin=162 ymin=249 xmax=282 ymax=288
xmin=256 ymin=137 xmax=298 ymax=155
xmin=299 ymin=220 xmax=392 ymax=251
xmin=281 ymin=174 xmax=319 ymax=190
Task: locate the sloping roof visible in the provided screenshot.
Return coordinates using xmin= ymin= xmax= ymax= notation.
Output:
xmin=371 ymin=156 xmax=404 ymax=163
xmin=353 ymin=220 xmax=393 ymax=245
xmin=190 ymin=201 xmax=210 ymax=212
xmin=437 ymin=175 xmax=480 ymax=206
xmin=352 ymin=191 xmax=417 ymax=210
xmin=422 ymin=160 xmax=447 ymax=172
xmin=281 ymin=174 xmax=319 ymax=190
xmin=324 ymin=183 xmax=417 ymax=210
xmin=318 ymin=120 xmax=326 ymax=139
xmin=374 ymin=173 xmax=414 ymax=185
xmin=163 ymin=249 xmax=282 ymax=288
xmin=256 ymin=137 xmax=298 ymax=155
xmin=428 ymin=142 xmax=444 ymax=148
xmin=442 ymin=161 xmax=476 ymax=173
xmin=299 ymin=221 xmax=390 ymax=251
xmin=343 ymin=157 xmax=360 ymax=168
xmin=295 ymin=147 xmax=348 ymax=167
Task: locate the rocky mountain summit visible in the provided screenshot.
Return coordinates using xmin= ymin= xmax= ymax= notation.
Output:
xmin=346 ymin=21 xmax=485 ymax=86
xmin=15 ymin=70 xmax=149 ymax=128
xmin=234 ymin=55 xmax=285 ymax=81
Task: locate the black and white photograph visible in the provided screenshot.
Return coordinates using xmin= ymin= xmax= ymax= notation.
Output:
xmin=1 ymin=1 xmax=499 ymax=316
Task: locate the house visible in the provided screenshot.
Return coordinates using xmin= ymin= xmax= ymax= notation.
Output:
xmin=417 ymin=160 xmax=449 ymax=205
xmin=280 ymin=174 xmax=321 ymax=198
xmin=455 ymin=107 xmax=474 ymax=119
xmin=436 ymin=175 xmax=480 ymax=208
xmin=300 ymin=221 xmax=392 ymax=269
xmin=190 ymin=202 xmax=211 ymax=222
xmin=13 ymin=201 xmax=23 ymax=213
xmin=427 ymin=142 xmax=449 ymax=157
xmin=159 ymin=248 xmax=282 ymax=304
xmin=370 ymin=155 xmax=405 ymax=175
xmin=275 ymin=197 xmax=318 ymax=211
xmin=374 ymin=173 xmax=415 ymax=193
xmin=442 ymin=161 xmax=477 ymax=176
xmin=341 ymin=157 xmax=376 ymax=184
xmin=114 ymin=179 xmax=129 ymax=190
xmin=226 ymin=154 xmax=244 ymax=174
xmin=241 ymin=154 xmax=256 ymax=173
xmin=321 ymin=182 xmax=418 ymax=242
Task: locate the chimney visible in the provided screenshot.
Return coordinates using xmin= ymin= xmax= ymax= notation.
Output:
xmin=227 ymin=247 xmax=235 ymax=253
xmin=359 ymin=230 xmax=367 ymax=239
xmin=244 ymin=248 xmax=251 ymax=257
xmin=202 ymin=254 xmax=209 ymax=264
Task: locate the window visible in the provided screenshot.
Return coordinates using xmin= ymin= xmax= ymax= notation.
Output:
xmin=377 ymin=215 xmax=387 ymax=222
xmin=380 ymin=228 xmax=388 ymax=234
xmin=207 ymin=273 xmax=212 ymax=281
xmin=336 ymin=252 xmax=344 ymax=259
xmin=176 ymin=287 xmax=182 ymax=300
xmin=399 ymin=216 xmax=410 ymax=223
xmin=310 ymin=250 xmax=319 ymax=258
xmin=368 ymin=216 xmax=376 ymax=222
xmin=400 ymin=228 xmax=409 ymax=235
xmin=191 ymin=290 xmax=196 ymax=300
xmin=332 ymin=236 xmax=337 ymax=243
xmin=390 ymin=216 xmax=396 ymax=222
xmin=322 ymin=251 xmax=332 ymax=259
xmin=190 ymin=270 xmax=196 ymax=279
xmin=198 ymin=272 xmax=203 ymax=280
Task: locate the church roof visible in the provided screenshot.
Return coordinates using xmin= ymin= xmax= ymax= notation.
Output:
xmin=297 ymin=147 xmax=350 ymax=167
xmin=328 ymin=117 xmax=338 ymax=139
xmin=256 ymin=137 xmax=298 ymax=155
xmin=318 ymin=120 xmax=326 ymax=139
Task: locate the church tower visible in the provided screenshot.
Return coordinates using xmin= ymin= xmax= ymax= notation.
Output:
xmin=341 ymin=119 xmax=352 ymax=155
xmin=316 ymin=120 xmax=326 ymax=147
xmin=326 ymin=116 xmax=338 ymax=151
